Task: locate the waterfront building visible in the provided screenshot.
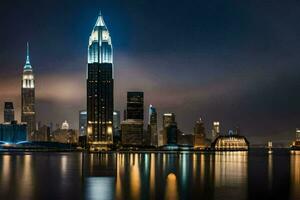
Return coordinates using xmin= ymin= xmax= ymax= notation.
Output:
xmin=178 ymin=132 xmax=194 ymax=146
xmin=160 ymin=113 xmax=178 ymax=146
xmin=4 ymin=102 xmax=14 ymax=123
xmin=291 ymin=128 xmax=300 ymax=149
xmin=193 ymin=118 xmax=206 ymax=148
xmin=212 ymin=135 xmax=249 ymax=150
xmin=21 ymin=42 xmax=36 ymax=140
xmin=0 ymin=121 xmax=27 ymax=144
xmin=211 ymin=128 xmax=249 ymax=150
xmin=148 ymin=105 xmax=157 ymax=146
xmin=79 ymin=110 xmax=87 ymax=136
xmin=87 ymin=12 xmax=114 ymax=150
xmin=121 ymin=119 xmax=143 ymax=146
xmin=211 ymin=121 xmax=220 ymax=142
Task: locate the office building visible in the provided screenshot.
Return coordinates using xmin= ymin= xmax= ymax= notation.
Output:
xmin=121 ymin=92 xmax=144 ymax=146
xmin=193 ymin=118 xmax=206 ymax=148
xmin=121 ymin=119 xmax=143 ymax=146
xmin=148 ymin=105 xmax=158 ymax=146
xmin=79 ymin=110 xmax=87 ymax=136
xmin=163 ymin=113 xmax=175 ymax=128
xmin=87 ymin=12 xmax=114 ymax=150
xmin=113 ymin=111 xmax=121 ymax=145
xmin=211 ymin=121 xmax=220 ymax=142
xmin=127 ymin=92 xmax=144 ymax=120
xmin=21 ymin=42 xmax=36 ymax=140
xmin=4 ymin=102 xmax=14 ymax=123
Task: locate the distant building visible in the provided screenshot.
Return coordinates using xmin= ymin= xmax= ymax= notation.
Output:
xmin=87 ymin=13 xmax=114 ymax=150
xmin=51 ymin=121 xmax=77 ymax=144
xmin=291 ymin=128 xmax=300 ymax=149
xmin=296 ymin=128 xmax=300 ymax=141
xmin=211 ymin=121 xmax=220 ymax=142
xmin=0 ymin=122 xmax=27 ymax=144
xmin=113 ymin=111 xmax=121 ymax=145
xmin=193 ymin=118 xmax=207 ymax=149
xmin=36 ymin=125 xmax=50 ymax=141
xmin=163 ymin=113 xmax=175 ymax=128
xmin=127 ymin=92 xmax=144 ymax=120
xmin=212 ymin=135 xmax=249 ymax=150
xmin=21 ymin=42 xmax=36 ymax=140
xmin=178 ymin=132 xmax=194 ymax=146
xmin=148 ymin=105 xmax=158 ymax=146
xmin=121 ymin=92 xmax=144 ymax=146
xmin=79 ymin=110 xmax=87 ymax=136
xmin=159 ymin=113 xmax=178 ymax=146
xmin=4 ymin=102 xmax=14 ymax=123
xmin=121 ymin=119 xmax=143 ymax=146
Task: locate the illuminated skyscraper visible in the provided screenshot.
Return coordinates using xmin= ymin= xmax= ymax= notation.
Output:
xmin=87 ymin=12 xmax=114 ymax=150
xmin=211 ymin=121 xmax=220 ymax=141
xmin=21 ymin=42 xmax=36 ymax=140
xmin=4 ymin=102 xmax=14 ymax=123
xmin=163 ymin=113 xmax=175 ymax=128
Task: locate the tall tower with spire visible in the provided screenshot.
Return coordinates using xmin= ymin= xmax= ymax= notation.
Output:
xmin=21 ymin=42 xmax=36 ymax=140
xmin=87 ymin=12 xmax=114 ymax=150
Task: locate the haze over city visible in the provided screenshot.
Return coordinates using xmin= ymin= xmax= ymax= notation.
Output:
xmin=0 ymin=0 xmax=300 ymax=144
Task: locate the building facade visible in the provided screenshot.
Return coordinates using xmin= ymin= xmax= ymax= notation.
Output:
xmin=211 ymin=121 xmax=220 ymax=142
xmin=87 ymin=13 xmax=114 ymax=150
xmin=4 ymin=102 xmax=14 ymax=123
xmin=148 ymin=105 xmax=158 ymax=146
xmin=194 ymin=118 xmax=206 ymax=148
xmin=127 ymin=92 xmax=144 ymax=120
xmin=121 ymin=92 xmax=144 ymax=146
xmin=21 ymin=42 xmax=36 ymax=140
xmin=79 ymin=110 xmax=87 ymax=136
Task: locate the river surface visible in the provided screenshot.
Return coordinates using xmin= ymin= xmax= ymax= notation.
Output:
xmin=0 ymin=149 xmax=299 ymax=200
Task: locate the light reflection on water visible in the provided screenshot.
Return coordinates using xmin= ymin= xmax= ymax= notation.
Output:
xmin=0 ymin=150 xmax=297 ymax=200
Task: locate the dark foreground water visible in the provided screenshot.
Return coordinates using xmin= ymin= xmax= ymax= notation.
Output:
xmin=0 ymin=149 xmax=299 ymax=200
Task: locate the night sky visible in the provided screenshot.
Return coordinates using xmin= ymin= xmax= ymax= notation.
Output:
xmin=0 ymin=0 xmax=300 ymax=144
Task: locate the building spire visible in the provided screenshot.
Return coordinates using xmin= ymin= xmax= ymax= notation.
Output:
xmin=26 ymin=42 xmax=30 ymax=65
xmin=24 ymin=42 xmax=32 ymax=70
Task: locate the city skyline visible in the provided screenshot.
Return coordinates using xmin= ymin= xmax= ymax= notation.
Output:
xmin=0 ymin=1 xmax=300 ymax=144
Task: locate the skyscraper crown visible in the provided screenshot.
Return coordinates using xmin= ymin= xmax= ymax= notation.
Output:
xmin=24 ymin=42 xmax=32 ymax=71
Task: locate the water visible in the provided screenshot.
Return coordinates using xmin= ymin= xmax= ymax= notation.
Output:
xmin=0 ymin=149 xmax=298 ymax=200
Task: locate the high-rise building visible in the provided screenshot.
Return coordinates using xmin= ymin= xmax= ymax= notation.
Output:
xmin=163 ymin=113 xmax=176 ymax=128
xmin=113 ymin=111 xmax=120 ymax=130
xmin=4 ymin=102 xmax=14 ymax=123
xmin=161 ymin=113 xmax=178 ymax=146
xmin=211 ymin=121 xmax=220 ymax=142
xmin=121 ymin=92 xmax=144 ymax=146
xmin=113 ymin=111 xmax=121 ymax=144
xmin=79 ymin=110 xmax=87 ymax=136
xmin=127 ymin=92 xmax=144 ymax=120
xmin=87 ymin=12 xmax=114 ymax=150
xmin=194 ymin=118 xmax=206 ymax=148
xmin=21 ymin=42 xmax=36 ymax=140
xmin=148 ymin=105 xmax=158 ymax=146
xmin=296 ymin=128 xmax=300 ymax=141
